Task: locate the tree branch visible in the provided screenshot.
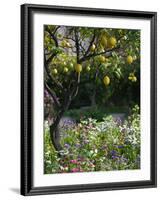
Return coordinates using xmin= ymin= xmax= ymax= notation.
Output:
xmin=71 ymin=73 xmax=80 ymax=99
xmin=83 ymin=30 xmax=96 ymax=58
xmin=74 ymin=28 xmax=80 ymax=63
xmin=45 ymin=26 xmax=59 ymax=47
xmin=53 ymin=26 xmax=60 ymax=35
xmin=44 ymin=57 xmax=64 ymax=92
xmin=79 ymin=46 xmax=119 ymax=63
xmin=45 ymin=82 xmax=61 ymax=108
xmin=46 ymin=52 xmax=57 ymax=65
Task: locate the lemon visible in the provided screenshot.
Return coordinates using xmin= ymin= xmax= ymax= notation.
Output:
xmin=75 ymin=64 xmax=82 ymax=73
xmin=64 ymin=67 xmax=69 ymax=73
xmin=128 ymin=72 xmax=137 ymax=82
xmin=86 ymin=66 xmax=91 ymax=71
xmin=69 ymin=63 xmax=74 ymax=69
xmin=100 ymin=36 xmax=107 ymax=47
xmin=108 ymin=37 xmax=117 ymax=47
xmin=52 ymin=68 xmax=58 ymax=75
xmin=103 ymin=76 xmax=110 ymax=86
xmin=90 ymin=44 xmax=96 ymax=51
xmin=133 ymin=55 xmax=137 ymax=61
xmin=127 ymin=55 xmax=133 ymax=64
xmin=131 ymin=76 xmax=137 ymax=82
xmin=99 ymin=55 xmax=106 ymax=63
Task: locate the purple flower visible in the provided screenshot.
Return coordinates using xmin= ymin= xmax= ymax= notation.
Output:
xmin=75 ymin=143 xmax=81 ymax=148
xmin=116 ymin=156 xmax=128 ymax=164
xmin=110 ymin=150 xmax=117 ymax=156
xmin=112 ymin=155 xmax=119 ymax=159
xmin=117 ymin=145 xmax=124 ymax=149
xmin=115 ymin=117 xmax=122 ymax=125
xmin=64 ymin=143 xmax=70 ymax=149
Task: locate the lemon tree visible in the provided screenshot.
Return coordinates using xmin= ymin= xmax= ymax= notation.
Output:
xmin=44 ymin=25 xmax=140 ymax=152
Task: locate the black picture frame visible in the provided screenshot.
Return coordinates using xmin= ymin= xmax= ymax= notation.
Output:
xmin=21 ymin=3 xmax=157 ymax=196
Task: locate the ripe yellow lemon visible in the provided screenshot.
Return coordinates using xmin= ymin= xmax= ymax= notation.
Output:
xmin=127 ymin=55 xmax=133 ymax=64
xmin=75 ymin=64 xmax=82 ymax=73
xmin=103 ymin=76 xmax=110 ymax=86
xmin=131 ymin=76 xmax=137 ymax=82
xmin=128 ymin=72 xmax=137 ymax=82
xmin=99 ymin=55 xmax=106 ymax=63
xmin=90 ymin=44 xmax=96 ymax=51
xmin=108 ymin=37 xmax=117 ymax=47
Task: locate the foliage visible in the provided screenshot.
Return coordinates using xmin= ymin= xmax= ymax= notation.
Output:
xmin=44 ymin=105 xmax=140 ymax=174
xmin=44 ymin=25 xmax=140 ymax=118
xmin=64 ymin=106 xmax=128 ymax=122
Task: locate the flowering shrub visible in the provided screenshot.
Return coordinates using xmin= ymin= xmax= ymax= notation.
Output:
xmin=44 ymin=105 xmax=140 ymax=174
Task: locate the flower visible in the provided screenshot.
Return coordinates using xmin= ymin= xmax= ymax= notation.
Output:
xmin=70 ymin=159 xmax=77 ymax=164
xmin=75 ymin=143 xmax=81 ymax=148
xmin=115 ymin=117 xmax=122 ymax=125
xmin=71 ymin=168 xmax=79 ymax=172
xmin=110 ymin=150 xmax=117 ymax=156
xmin=64 ymin=143 xmax=70 ymax=149
xmin=112 ymin=155 xmax=119 ymax=159
xmin=117 ymin=145 xmax=124 ymax=149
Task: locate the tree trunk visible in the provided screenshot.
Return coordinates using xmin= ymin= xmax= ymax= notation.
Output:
xmin=49 ymin=78 xmax=78 ymax=152
xmin=50 ymin=112 xmax=63 ymax=152
xmin=49 ymin=97 xmax=72 ymax=152
xmin=50 ymin=124 xmax=62 ymax=151
xmin=90 ymin=89 xmax=96 ymax=107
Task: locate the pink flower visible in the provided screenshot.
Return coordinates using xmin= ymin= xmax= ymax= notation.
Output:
xmin=71 ymin=168 xmax=79 ymax=172
xmin=70 ymin=159 xmax=77 ymax=164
